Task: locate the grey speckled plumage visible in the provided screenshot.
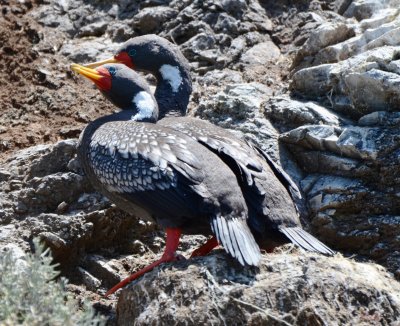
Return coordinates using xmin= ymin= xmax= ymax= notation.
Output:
xmin=78 ymin=109 xmax=261 ymax=266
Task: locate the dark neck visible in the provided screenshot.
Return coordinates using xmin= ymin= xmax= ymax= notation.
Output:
xmin=78 ymin=111 xmax=128 ymax=169
xmin=155 ymin=69 xmax=192 ymax=119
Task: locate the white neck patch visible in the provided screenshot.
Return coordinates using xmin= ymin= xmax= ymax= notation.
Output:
xmin=131 ymin=91 xmax=156 ymax=121
xmin=159 ymin=64 xmax=182 ymax=93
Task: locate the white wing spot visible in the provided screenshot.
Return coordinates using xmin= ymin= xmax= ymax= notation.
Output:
xmin=132 ymin=91 xmax=156 ymax=121
xmin=159 ymin=64 xmax=182 ymax=93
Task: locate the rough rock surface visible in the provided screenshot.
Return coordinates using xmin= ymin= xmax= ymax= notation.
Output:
xmin=1 ymin=0 xmax=400 ymax=323
xmin=0 ymin=139 xmax=148 ymax=270
xmin=117 ymin=252 xmax=400 ymax=325
xmin=286 ymin=0 xmax=400 ymax=278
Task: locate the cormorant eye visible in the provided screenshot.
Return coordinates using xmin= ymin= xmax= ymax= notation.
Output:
xmin=108 ymin=67 xmax=116 ymax=76
xmin=128 ymin=49 xmax=136 ymax=57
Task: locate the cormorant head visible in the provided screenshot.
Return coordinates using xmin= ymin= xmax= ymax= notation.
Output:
xmin=70 ymin=63 xmax=159 ymax=122
xmin=84 ymin=35 xmax=189 ymax=83
xmin=83 ymin=35 xmax=192 ymax=118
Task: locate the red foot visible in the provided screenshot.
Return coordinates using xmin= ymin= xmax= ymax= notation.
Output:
xmin=105 ymin=228 xmax=182 ymax=297
xmin=190 ymin=236 xmax=219 ymax=258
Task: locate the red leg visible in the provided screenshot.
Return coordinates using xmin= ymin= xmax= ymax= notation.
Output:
xmin=105 ymin=228 xmax=182 ymax=297
xmin=190 ymin=236 xmax=219 ymax=258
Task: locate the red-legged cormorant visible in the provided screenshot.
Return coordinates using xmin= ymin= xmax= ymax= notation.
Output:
xmin=85 ymin=35 xmax=334 ymax=258
xmin=70 ymin=63 xmax=261 ymax=296
xmin=86 ymin=35 xmax=191 ymax=119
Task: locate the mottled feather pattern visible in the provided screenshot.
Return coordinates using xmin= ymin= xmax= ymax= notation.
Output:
xmin=87 ymin=121 xmax=201 ymax=194
xmin=166 ymin=120 xmax=262 ymax=173
xmin=160 ymin=117 xmax=301 ymax=228
xmin=81 ymin=120 xmax=264 ymax=265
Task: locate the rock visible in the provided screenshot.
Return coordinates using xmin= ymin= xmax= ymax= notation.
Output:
xmin=0 ymin=207 xmax=13 ymax=225
xmin=291 ymin=62 xmax=334 ymax=96
xmin=107 ymin=21 xmax=136 ymax=42
xmin=305 ymin=174 xmax=365 ymax=209
xmin=291 ymin=46 xmax=400 ymax=119
xmin=286 ymin=6 xmax=400 ymax=280
xmin=314 ymin=20 xmax=400 ymax=65
xmin=39 ymin=231 xmax=68 ymax=251
xmin=181 ymin=32 xmax=218 ymax=63
xmin=0 ymin=169 xmax=11 ymax=182
xmin=4 ymin=143 xmax=52 ymax=177
xmin=280 ymin=125 xmax=342 ymax=153
xmin=116 ymin=252 xmax=400 ymax=325
xmin=281 ymin=118 xmax=400 ymax=273
xmin=333 ymin=0 xmax=353 ymax=15
xmin=305 ymin=178 xmax=400 ymax=262
xmin=200 ymin=69 xmax=244 ymax=86
xmin=83 ymin=254 xmax=122 ymax=289
xmin=197 ymin=82 xmax=272 ymax=122
xmin=240 ymin=41 xmax=281 ymax=65
xmin=0 ymin=137 xmax=147 ymax=275
xmin=195 ymin=82 xmax=279 ymax=150
xmin=33 ymin=5 xmax=76 ymax=37
xmin=59 ymin=126 xmax=83 ymax=138
xmin=67 ymin=156 xmax=83 ymax=174
xmin=27 ymin=139 xmax=78 ymax=178
xmin=220 ymin=0 xmax=247 ymax=17
xmin=56 ymin=201 xmax=68 ymax=213
xmin=292 ymin=6 xmax=400 ymax=68
xmin=282 ymin=124 xmax=400 ymax=161
xmin=226 ymin=36 xmax=246 ymax=61
xmin=77 ymin=21 xmax=108 ymax=38
xmin=294 ymin=152 xmax=369 ymax=177
xmin=78 ymin=267 xmax=102 ymax=292
xmin=295 ymin=22 xmax=355 ymax=64
xmin=213 ymin=12 xmax=239 ymax=35
xmin=0 ymin=225 xmax=18 ymax=242
xmin=0 ymin=243 xmax=27 ymax=271
xmin=343 ymin=0 xmax=387 ymax=20
xmin=264 ymin=96 xmax=342 ymax=131
xmin=358 ymin=111 xmax=400 ymax=127
xmin=132 ymin=6 xmax=178 ymax=34
xmin=60 ymin=38 xmax=119 ymax=63
xmin=344 ymin=69 xmax=400 ymax=115
xmin=359 ymin=8 xmax=399 ymax=30
xmin=21 ymin=172 xmax=88 ymax=210
xmin=245 ymin=2 xmax=272 ymax=32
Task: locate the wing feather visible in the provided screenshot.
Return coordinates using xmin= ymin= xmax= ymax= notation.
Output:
xmin=88 ymin=121 xmax=205 ymax=195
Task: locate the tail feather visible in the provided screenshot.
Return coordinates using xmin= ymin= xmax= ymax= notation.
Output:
xmin=280 ymin=227 xmax=334 ymax=255
xmin=211 ymin=215 xmax=261 ymax=266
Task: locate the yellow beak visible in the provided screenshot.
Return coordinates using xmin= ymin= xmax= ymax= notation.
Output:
xmin=84 ymin=57 xmax=119 ymax=69
xmin=70 ymin=63 xmax=104 ymax=80
xmin=70 ymin=63 xmax=111 ymax=91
